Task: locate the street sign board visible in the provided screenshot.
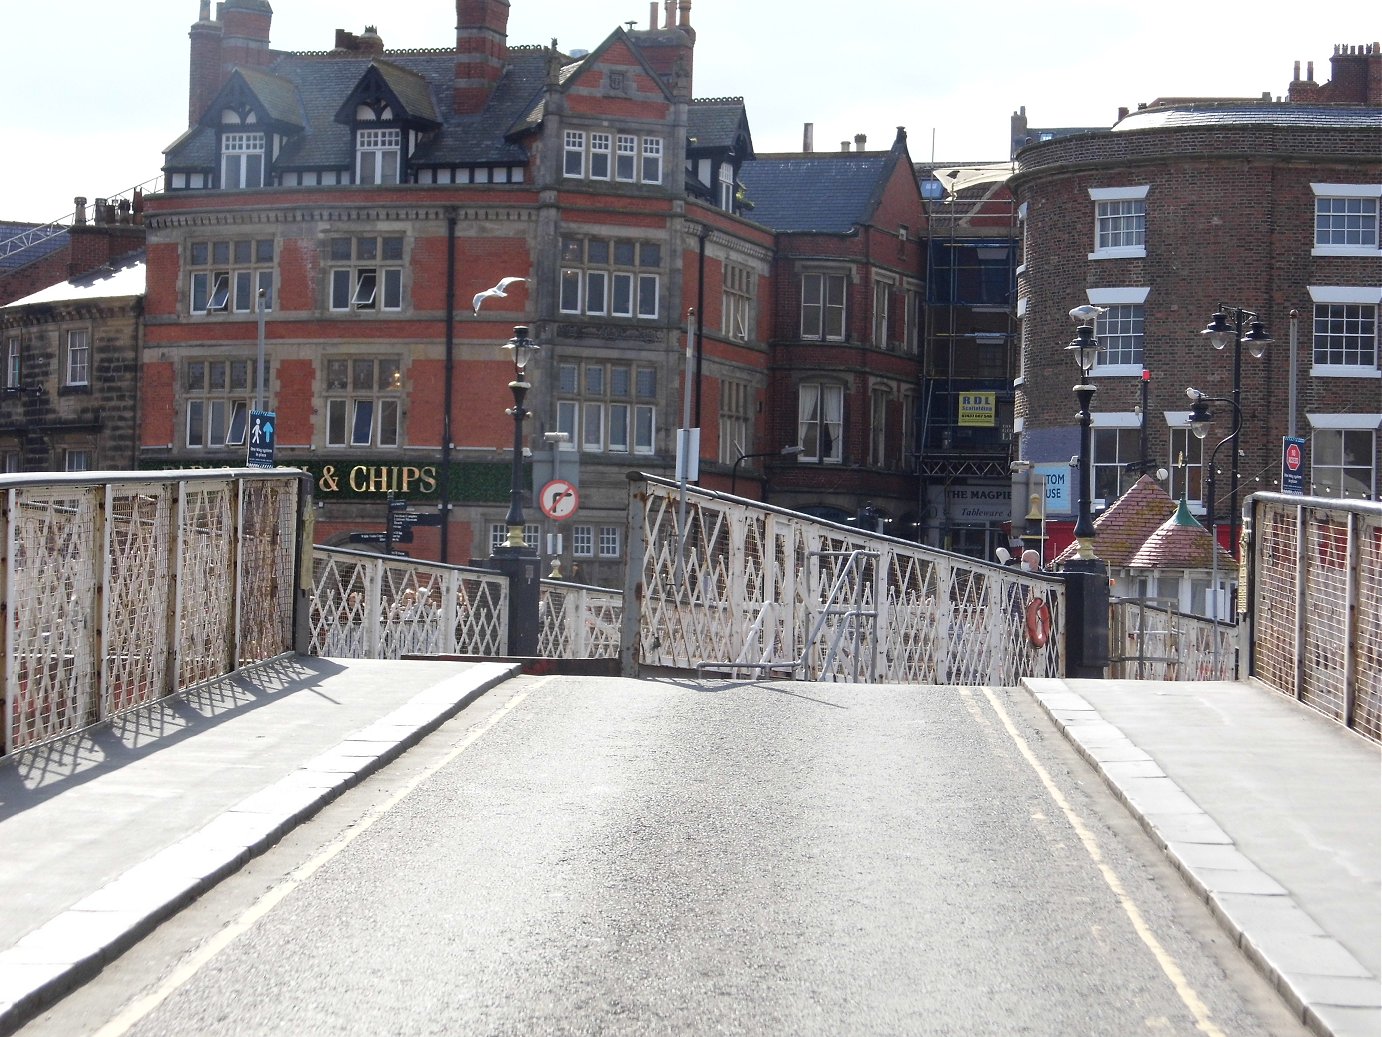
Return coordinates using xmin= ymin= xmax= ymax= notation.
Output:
xmin=1281 ymin=436 xmax=1306 ymax=495
xmin=349 ymin=529 xmax=413 ymax=545
xmin=246 ymin=410 xmax=276 ymax=468
xmin=1033 ymin=462 xmax=1072 ymax=516
xmin=390 ymin=511 xmax=443 ymax=529
xmin=539 ymin=479 xmax=579 ymax=520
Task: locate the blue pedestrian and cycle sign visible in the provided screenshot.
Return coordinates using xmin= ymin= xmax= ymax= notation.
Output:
xmin=247 ymin=410 xmax=276 ymax=468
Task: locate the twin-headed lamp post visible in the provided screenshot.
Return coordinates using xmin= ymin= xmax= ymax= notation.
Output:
xmin=488 ymin=325 xmax=541 ymax=657
xmin=1200 ymin=308 xmax=1270 ymax=554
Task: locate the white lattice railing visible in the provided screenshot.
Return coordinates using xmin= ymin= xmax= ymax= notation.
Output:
xmin=1247 ymin=493 xmax=1381 ymax=743
xmin=2 ymin=469 xmax=308 ymax=754
xmin=1109 ymin=598 xmax=1237 ymax=681
xmin=538 ymin=581 xmax=623 ymax=659
xmin=309 ymin=548 xmax=508 ymax=659
xmin=621 ymin=475 xmax=1066 ymax=684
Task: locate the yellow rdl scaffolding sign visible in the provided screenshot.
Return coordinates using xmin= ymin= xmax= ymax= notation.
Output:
xmin=957 ymin=391 xmax=996 ymax=427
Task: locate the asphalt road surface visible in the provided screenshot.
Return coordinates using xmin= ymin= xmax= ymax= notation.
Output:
xmin=19 ymin=676 xmax=1310 ymax=1037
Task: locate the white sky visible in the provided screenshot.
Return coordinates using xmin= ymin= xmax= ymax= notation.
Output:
xmin=4 ymin=0 xmax=1376 ymax=223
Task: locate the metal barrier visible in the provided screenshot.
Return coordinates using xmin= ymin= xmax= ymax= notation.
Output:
xmin=537 ymin=580 xmax=623 ymax=659
xmin=621 ymin=474 xmax=1066 ymax=683
xmin=1 ymin=469 xmax=309 ymax=754
xmin=1246 ymin=493 xmax=1382 ymax=742
xmin=308 ymin=547 xmax=622 ymax=661
xmin=1109 ymin=598 xmax=1237 ymax=681
xmin=309 ymin=547 xmax=508 ymax=659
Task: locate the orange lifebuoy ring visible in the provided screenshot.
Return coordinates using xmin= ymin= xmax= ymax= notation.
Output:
xmin=1024 ymin=598 xmax=1052 ymax=648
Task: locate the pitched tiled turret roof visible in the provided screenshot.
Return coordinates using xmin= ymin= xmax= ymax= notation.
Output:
xmin=1054 ymin=475 xmax=1176 ymax=568
xmin=1126 ymin=497 xmax=1234 ymax=570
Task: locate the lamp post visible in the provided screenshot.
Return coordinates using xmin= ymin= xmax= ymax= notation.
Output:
xmin=1061 ymin=315 xmax=1109 ymax=678
xmin=1065 ymin=321 xmax=1100 ymax=561
xmin=488 ymin=325 xmax=541 ymax=656
xmin=1185 ymin=387 xmax=1242 ymax=632
xmin=1200 ymin=307 xmax=1271 ymax=556
xmin=730 ymin=444 xmax=804 ymax=496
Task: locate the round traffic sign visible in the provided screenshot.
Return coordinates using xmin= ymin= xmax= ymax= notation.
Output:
xmin=539 ymin=479 xmax=579 ymax=520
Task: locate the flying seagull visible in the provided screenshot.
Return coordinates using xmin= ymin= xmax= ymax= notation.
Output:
xmin=472 ymin=277 xmax=526 ymax=315
xmin=1068 ymin=304 xmax=1107 ymax=324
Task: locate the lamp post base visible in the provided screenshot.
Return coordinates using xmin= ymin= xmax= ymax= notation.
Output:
xmin=1062 ymin=558 xmax=1110 ymax=679
xmin=485 ymin=546 xmax=542 ymax=657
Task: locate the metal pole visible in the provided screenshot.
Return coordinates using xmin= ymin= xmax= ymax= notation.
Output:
xmin=1288 ymin=309 xmax=1299 ymax=440
xmin=255 ymin=289 xmax=266 ymax=412
xmin=1229 ymin=309 xmax=1244 ymax=557
xmin=676 ymin=309 xmax=695 ymax=584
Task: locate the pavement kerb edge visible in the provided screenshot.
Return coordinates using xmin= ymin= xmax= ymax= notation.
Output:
xmin=1019 ymin=678 xmax=1375 ymax=1037
xmin=0 ymin=661 xmax=520 ymax=1037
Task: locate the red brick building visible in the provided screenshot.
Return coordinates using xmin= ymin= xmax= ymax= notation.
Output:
xmin=1012 ymin=42 xmax=1382 ymax=558
xmin=141 ymin=0 xmax=932 ymax=583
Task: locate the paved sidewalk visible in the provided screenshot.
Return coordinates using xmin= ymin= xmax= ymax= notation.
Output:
xmin=0 ymin=656 xmax=517 ymax=1034
xmin=1024 ymin=677 xmax=1381 ymax=1037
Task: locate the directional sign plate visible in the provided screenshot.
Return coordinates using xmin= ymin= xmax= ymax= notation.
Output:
xmin=539 ymin=479 xmax=579 ymax=520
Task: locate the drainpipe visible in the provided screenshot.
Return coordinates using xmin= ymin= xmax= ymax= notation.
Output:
xmin=694 ymin=222 xmax=708 ymax=432
xmin=441 ymin=211 xmax=457 ymax=562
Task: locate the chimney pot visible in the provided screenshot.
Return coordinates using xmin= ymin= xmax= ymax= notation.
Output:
xmin=73 ymin=197 xmax=88 ymax=225
xmin=841 ymin=141 xmax=850 ymax=152
xmin=803 ymin=122 xmax=814 ymax=152
xmin=854 ymin=133 xmax=867 ymax=152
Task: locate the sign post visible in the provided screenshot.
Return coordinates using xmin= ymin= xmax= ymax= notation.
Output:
xmin=246 ymin=410 xmax=276 ymax=468
xmin=1281 ymin=436 xmax=1306 ymax=495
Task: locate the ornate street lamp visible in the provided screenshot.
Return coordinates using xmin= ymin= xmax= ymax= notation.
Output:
xmin=1200 ymin=307 xmax=1271 ymax=554
xmin=1065 ymin=321 xmax=1100 ymax=561
xmin=488 ymin=325 xmax=541 ymax=657
xmin=1185 ymin=387 xmax=1242 ymax=625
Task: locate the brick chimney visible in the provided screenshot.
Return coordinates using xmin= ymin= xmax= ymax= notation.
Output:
xmin=455 ymin=0 xmax=511 ymax=115
xmin=1288 ymin=43 xmax=1382 ymax=104
xmin=219 ymin=0 xmax=274 ymax=74
xmin=188 ymin=0 xmax=223 ymax=125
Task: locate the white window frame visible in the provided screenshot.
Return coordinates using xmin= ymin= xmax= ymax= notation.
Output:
xmin=872 ymin=279 xmax=893 ymax=350
xmin=1086 ymin=287 xmax=1149 ymax=376
xmin=324 ymin=356 xmax=403 ymax=448
xmin=718 ymin=163 xmax=735 ymax=211
xmin=1090 ymin=412 xmax=1140 ymax=508
xmin=185 ymin=358 xmax=253 ymax=449
xmin=5 ymin=334 xmax=19 ymax=389
xmin=1308 ymin=286 xmax=1381 ymax=377
xmin=869 ymin=386 xmax=889 ymax=466
xmin=1088 ymin=185 xmax=1148 ymax=260
xmin=641 ymin=137 xmax=663 ymax=184
xmin=1165 ymin=421 xmax=1205 ymax=512
xmin=329 ymin=235 xmax=405 ymax=312
xmin=490 ymin=523 xmax=539 ymax=551
xmin=589 ymin=132 xmax=611 ymax=180
xmin=798 ymin=382 xmax=844 ymax=464
xmin=572 ymin=525 xmax=594 ymax=557
xmin=564 ymin=130 xmax=586 ymax=178
xmin=557 ymin=360 xmax=656 ymax=456
xmin=221 ymin=131 xmax=266 ymax=190
xmin=63 ymin=449 xmax=91 ymax=473
xmin=598 ymin=526 xmax=622 ymax=558
xmin=722 ymin=263 xmax=753 ymax=341
xmin=65 ymin=329 xmax=90 ymax=387
xmin=356 ymin=128 xmax=401 ymax=185
xmin=1311 ymin=184 xmax=1381 ymax=257
xmin=718 ymin=378 xmax=752 ymax=465
xmin=560 ymin=237 xmax=660 ymax=321
xmin=801 ymin=272 xmax=847 ymax=341
xmin=1307 ymin=413 xmax=1380 ymax=499
xmin=189 ymin=238 xmax=275 ymax=315
xmin=615 ymin=135 xmax=637 ymax=182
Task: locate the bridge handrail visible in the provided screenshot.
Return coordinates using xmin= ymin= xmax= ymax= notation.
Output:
xmin=1245 ymin=492 xmax=1381 ymax=742
xmin=1 ymin=468 xmax=310 ymax=755
xmin=622 ymin=473 xmax=1065 ymax=684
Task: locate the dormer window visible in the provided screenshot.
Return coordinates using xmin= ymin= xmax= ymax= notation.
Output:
xmin=221 ymin=131 xmax=266 ymax=189
xmin=357 ymin=127 xmax=401 ymax=185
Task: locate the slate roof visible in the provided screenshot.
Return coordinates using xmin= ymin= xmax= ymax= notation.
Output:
xmin=1053 ymin=475 xmax=1176 ymax=569
xmin=1115 ymin=103 xmax=1382 ymax=132
xmin=688 ymin=98 xmax=753 ymax=156
xmin=0 ymin=223 xmax=70 ymax=273
xmin=234 ymin=67 xmax=307 ymax=129
xmin=738 ymin=153 xmax=891 ymax=234
xmin=166 ymin=48 xmax=551 ymax=173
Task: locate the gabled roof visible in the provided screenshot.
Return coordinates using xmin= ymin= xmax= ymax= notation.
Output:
xmin=334 ymin=61 xmax=441 ymax=129
xmin=1054 ymin=475 xmax=1177 ymax=568
xmin=688 ymin=98 xmax=753 ymax=158
xmin=198 ymin=67 xmax=306 ymax=133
